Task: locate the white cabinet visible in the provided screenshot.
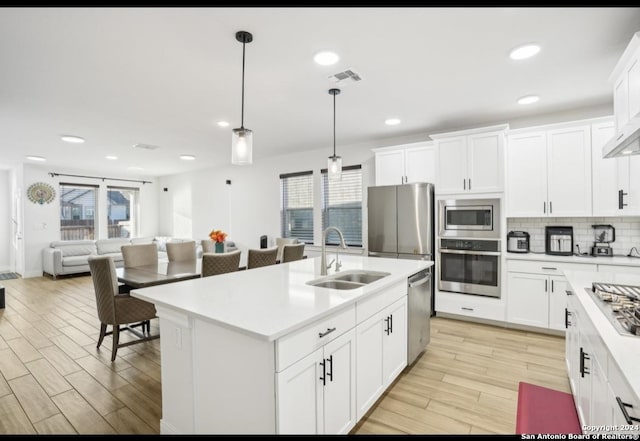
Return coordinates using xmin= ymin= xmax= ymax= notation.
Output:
xmin=612 ymin=33 xmax=640 ymax=134
xmin=507 ymin=124 xmax=592 ymax=217
xmin=615 ymin=155 xmax=640 ymax=215
xmin=433 ymin=127 xmax=505 ymax=194
xmin=276 ymin=328 xmax=356 ymax=435
xmin=355 ymin=296 xmax=407 ymax=420
xmin=506 ymin=259 xmax=597 ymax=331
xmin=373 ymin=142 xmax=435 ymax=186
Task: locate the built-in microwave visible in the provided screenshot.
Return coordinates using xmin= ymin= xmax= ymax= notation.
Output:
xmin=438 ymin=198 xmax=501 ymax=239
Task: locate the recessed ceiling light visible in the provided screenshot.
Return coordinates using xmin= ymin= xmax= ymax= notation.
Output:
xmin=180 ymin=154 xmax=196 ymax=161
xmin=60 ymin=135 xmax=85 ymax=144
xmin=26 ymin=155 xmax=46 ymax=161
xmin=105 ymin=155 xmax=118 ymax=160
xmin=509 ymin=44 xmax=541 ymax=60
xmin=517 ymin=95 xmax=540 ymax=105
xmin=217 ymin=121 xmax=230 ymax=127
xmin=128 ymin=166 xmax=144 ymax=171
xmin=314 ymin=51 xmax=339 ymax=66
xmin=622 ymin=150 xmax=633 ymax=155
xmin=385 ymin=118 xmax=401 ymax=126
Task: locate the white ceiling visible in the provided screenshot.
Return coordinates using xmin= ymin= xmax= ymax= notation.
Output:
xmin=1 ymin=7 xmax=639 ymax=177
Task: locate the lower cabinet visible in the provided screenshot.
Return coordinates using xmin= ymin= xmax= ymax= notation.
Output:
xmin=506 ymin=272 xmax=568 ymax=331
xmin=276 ymin=328 xmax=356 ymax=435
xmin=355 ymin=296 xmax=407 ymax=420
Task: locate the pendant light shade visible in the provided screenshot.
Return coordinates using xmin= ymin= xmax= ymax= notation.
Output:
xmin=328 ymin=88 xmax=342 ymax=181
xmin=232 ymin=31 xmax=253 ymax=166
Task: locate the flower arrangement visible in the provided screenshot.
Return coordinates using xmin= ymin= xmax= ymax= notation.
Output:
xmin=209 ymin=229 xmax=227 ymax=243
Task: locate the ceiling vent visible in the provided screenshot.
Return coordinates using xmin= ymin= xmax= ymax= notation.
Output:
xmin=133 ymin=143 xmax=160 ymax=150
xmin=328 ymin=68 xmax=363 ymax=85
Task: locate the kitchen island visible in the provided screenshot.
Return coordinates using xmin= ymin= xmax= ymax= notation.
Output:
xmin=131 ymin=255 xmax=432 ymax=434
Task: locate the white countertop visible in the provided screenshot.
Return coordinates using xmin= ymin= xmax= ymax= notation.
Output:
xmin=506 ymin=252 xmax=640 ymax=267
xmin=563 ymin=270 xmax=640 ymax=401
xmin=131 ymin=255 xmax=432 ymax=341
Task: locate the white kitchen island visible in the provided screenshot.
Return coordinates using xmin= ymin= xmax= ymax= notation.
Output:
xmin=131 ymin=255 xmax=432 ymax=434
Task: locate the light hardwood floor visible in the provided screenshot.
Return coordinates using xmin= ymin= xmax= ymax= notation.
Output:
xmin=0 ymin=274 xmax=569 ymax=434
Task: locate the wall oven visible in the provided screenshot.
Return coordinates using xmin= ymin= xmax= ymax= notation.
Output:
xmin=438 ymin=198 xmax=500 ymax=239
xmin=438 ymin=238 xmax=501 ymax=298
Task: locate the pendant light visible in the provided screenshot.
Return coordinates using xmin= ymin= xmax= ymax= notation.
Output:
xmin=231 ymin=31 xmax=253 ymax=165
xmin=328 ymin=88 xmax=342 ymax=181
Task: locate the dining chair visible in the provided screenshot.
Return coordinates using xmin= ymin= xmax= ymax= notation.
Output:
xmin=275 ymin=237 xmax=298 ymax=263
xmin=121 ymin=243 xmax=158 ymax=268
xmin=247 ymin=247 xmax=278 ymax=269
xmin=88 ymin=256 xmax=159 ymax=362
xmin=282 ymin=243 xmax=305 ymax=263
xmin=201 ymin=250 xmax=242 ymax=277
xmin=201 ymin=239 xmax=216 ymax=253
xmin=166 ymin=240 xmax=197 ymax=262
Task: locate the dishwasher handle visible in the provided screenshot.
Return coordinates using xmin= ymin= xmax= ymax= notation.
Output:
xmin=408 ymin=271 xmax=431 ymax=288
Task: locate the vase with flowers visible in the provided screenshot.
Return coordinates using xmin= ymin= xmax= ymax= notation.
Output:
xmin=209 ymin=229 xmax=228 ymax=253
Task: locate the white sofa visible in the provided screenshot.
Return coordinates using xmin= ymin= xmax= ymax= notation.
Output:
xmin=42 ymin=237 xmax=201 ymax=279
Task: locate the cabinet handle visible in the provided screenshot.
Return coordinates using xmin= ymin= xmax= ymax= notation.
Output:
xmin=550 ymin=201 xmax=553 ymax=214
xmin=616 ymin=397 xmax=640 ymax=424
xmin=384 ymin=316 xmax=390 ymax=335
xmin=543 ymin=201 xmax=546 ymax=214
xmin=468 ymin=179 xmax=471 ymax=190
xmin=617 ymin=132 xmax=625 ymax=141
xmin=619 ymin=189 xmax=628 ymax=209
xmin=461 ymin=307 xmax=474 ymax=311
xmin=318 ymin=327 xmax=336 ymax=338
xmin=463 ymin=179 xmax=466 ymax=190
xmin=545 ymin=280 xmax=548 ymax=292
xmin=565 ymin=308 xmax=572 ymax=329
xmin=566 ymin=290 xmax=573 ymax=296
xmin=542 ymin=267 xmax=557 ymax=270
xmin=579 ymin=347 xmax=590 ymax=377
xmin=319 ymin=359 xmax=326 ymax=386
xmin=551 ymin=280 xmax=554 ymax=292
xmin=389 ymin=313 xmax=393 ymax=334
xmin=326 ymin=355 xmax=333 ymax=383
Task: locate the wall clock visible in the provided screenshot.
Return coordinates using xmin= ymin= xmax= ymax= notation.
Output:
xmin=27 ymin=182 xmax=56 ymax=205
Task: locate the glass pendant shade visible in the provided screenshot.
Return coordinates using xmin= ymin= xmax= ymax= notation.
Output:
xmin=231 ymin=128 xmax=253 ymax=165
xmin=328 ymin=155 xmax=342 ymax=181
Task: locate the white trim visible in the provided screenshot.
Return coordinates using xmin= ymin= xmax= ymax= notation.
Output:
xmin=507 ymin=115 xmax=614 ymax=136
xmin=160 ymin=419 xmax=180 ymax=434
xmin=371 ymin=140 xmax=433 ymax=153
xmin=429 ymin=123 xmax=509 ymax=140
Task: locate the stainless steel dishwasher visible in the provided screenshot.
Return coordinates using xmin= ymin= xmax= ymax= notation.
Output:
xmin=407 ymin=268 xmax=432 ymax=365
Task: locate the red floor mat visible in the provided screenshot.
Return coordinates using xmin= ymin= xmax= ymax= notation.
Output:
xmin=516 ymin=382 xmax=582 ymax=434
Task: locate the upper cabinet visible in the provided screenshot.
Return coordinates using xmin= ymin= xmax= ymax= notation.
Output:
xmin=431 ymin=125 xmax=507 ymax=195
xmin=373 ymin=142 xmax=435 ymax=186
xmin=507 ymin=122 xmax=592 ymax=217
xmin=612 ymin=33 xmax=640 ymax=134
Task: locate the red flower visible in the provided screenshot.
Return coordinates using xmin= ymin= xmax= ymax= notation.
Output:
xmin=209 ymin=229 xmax=227 ymax=243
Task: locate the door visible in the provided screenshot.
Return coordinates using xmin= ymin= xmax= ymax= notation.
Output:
xmin=549 ymin=276 xmax=569 ymax=331
xmin=436 ymin=136 xmax=467 ymax=194
xmin=591 ymin=121 xmax=618 ymax=216
xmin=577 ymin=333 xmax=592 ymax=427
xmin=627 ymin=57 xmax=640 ymax=123
xmin=405 ymin=146 xmax=435 ymax=184
xmin=547 ymin=125 xmax=592 ymax=216
xmin=566 ymin=296 xmax=579 ymax=397
xmin=276 ymin=348 xmax=324 ymax=434
xmin=322 ymin=329 xmax=356 ymax=435
xmin=590 ymin=355 xmax=612 ymax=432
xmin=375 ymin=150 xmax=405 ymax=186
xmin=506 ymin=132 xmax=548 ymax=217
xmin=614 ymin=76 xmax=629 ymax=132
xmin=407 ymin=270 xmax=431 ymax=364
xmin=468 ymin=131 xmax=503 ymax=193
xmin=382 ymin=297 xmax=407 ymax=385
xmin=439 ymin=250 xmax=500 ymax=297
xmin=506 ymin=272 xmax=549 ymax=328
xmin=627 ymin=155 xmax=640 ymax=214
xmin=367 ymin=186 xmax=397 ymax=255
xmin=397 ymin=183 xmax=432 ymax=256
xmin=355 ymin=313 xmax=384 ymax=420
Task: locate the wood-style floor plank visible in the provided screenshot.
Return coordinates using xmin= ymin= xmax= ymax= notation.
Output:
xmin=0 ymin=348 xmax=29 ymax=380
xmin=25 ymin=358 xmax=72 ymax=397
xmin=8 ymin=375 xmax=59 ymax=424
xmin=50 ymin=390 xmax=116 ymax=434
xmin=33 ymin=413 xmax=76 ymax=434
xmin=0 ymin=394 xmax=37 ymax=434
xmin=64 ymin=370 xmax=125 ymax=416
xmin=103 ymin=407 xmax=156 ymax=434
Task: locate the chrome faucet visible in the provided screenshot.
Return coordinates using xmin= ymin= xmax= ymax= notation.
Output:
xmin=321 ymin=227 xmax=347 ymax=275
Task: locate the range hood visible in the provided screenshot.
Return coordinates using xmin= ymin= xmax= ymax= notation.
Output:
xmin=602 ymin=115 xmax=640 ymax=159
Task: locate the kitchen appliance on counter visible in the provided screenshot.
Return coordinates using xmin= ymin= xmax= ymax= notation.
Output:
xmin=586 ymin=282 xmax=640 ymax=336
xmin=591 ymin=224 xmax=616 ymax=257
xmin=438 ymin=198 xmax=500 ymax=239
xmin=545 ymin=226 xmax=573 ymax=256
xmin=507 ymin=231 xmax=530 ymax=253
xmin=367 ymin=182 xmax=434 ymax=364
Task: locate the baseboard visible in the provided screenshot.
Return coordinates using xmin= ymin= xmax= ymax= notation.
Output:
xmin=0 ymin=266 xmax=10 ymax=273
xmin=22 ymin=270 xmax=43 ymax=279
xmin=435 ymin=311 xmax=565 ymax=337
xmin=160 ymin=419 xmax=181 ymax=434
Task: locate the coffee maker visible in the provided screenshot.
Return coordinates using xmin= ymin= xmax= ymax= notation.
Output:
xmin=590 ymin=224 xmax=615 ymax=257
xmin=545 ymin=226 xmax=573 ymax=256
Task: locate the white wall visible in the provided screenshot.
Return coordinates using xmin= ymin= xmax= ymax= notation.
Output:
xmin=21 ymin=164 xmax=160 ymax=278
xmin=0 ymin=170 xmax=9 ymax=272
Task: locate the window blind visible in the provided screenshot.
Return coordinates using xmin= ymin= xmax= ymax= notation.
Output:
xmin=280 ymin=171 xmax=314 ymax=243
xmin=107 ymin=186 xmax=140 ymax=238
xmin=59 ymin=183 xmax=98 ymax=240
xmin=320 ymin=165 xmax=363 ymax=247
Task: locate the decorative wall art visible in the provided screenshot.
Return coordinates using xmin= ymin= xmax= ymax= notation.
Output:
xmin=27 ymin=182 xmax=56 ymax=204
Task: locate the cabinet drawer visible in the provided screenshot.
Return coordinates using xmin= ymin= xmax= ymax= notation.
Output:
xmin=356 ymin=281 xmax=406 ymax=324
xmin=435 ymin=290 xmax=505 ymax=322
xmin=598 ymin=264 xmax=640 ymax=274
xmin=608 ymin=356 xmax=640 ymax=425
xmin=508 ymin=259 xmax=597 ymax=275
xmin=276 ymin=305 xmax=355 ymax=372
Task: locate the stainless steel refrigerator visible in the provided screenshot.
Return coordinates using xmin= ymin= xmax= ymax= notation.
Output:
xmin=367 ymin=182 xmax=434 ymax=365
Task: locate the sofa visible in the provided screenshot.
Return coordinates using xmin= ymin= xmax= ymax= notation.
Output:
xmin=42 ymin=237 xmax=201 ymax=279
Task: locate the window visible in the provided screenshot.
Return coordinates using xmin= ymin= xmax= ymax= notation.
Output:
xmin=60 ymin=183 xmax=98 ymax=240
xmin=280 ymin=171 xmax=314 ymax=243
xmin=321 ymin=165 xmax=363 ymax=247
xmin=107 ymin=186 xmax=139 ymax=238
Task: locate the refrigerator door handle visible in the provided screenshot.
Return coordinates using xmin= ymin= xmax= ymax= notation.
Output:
xmin=409 ymin=274 xmax=431 ymax=288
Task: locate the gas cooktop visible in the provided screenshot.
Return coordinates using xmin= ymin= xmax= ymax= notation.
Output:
xmin=585 ymin=282 xmax=640 ymax=337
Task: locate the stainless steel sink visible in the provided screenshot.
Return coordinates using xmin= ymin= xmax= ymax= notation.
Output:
xmin=306 ymin=270 xmax=391 ymax=290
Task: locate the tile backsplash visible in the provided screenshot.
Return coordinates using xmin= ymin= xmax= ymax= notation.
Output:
xmin=506 ymin=217 xmax=640 ymax=256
